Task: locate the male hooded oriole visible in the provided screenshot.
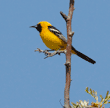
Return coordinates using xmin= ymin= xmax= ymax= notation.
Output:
xmin=30 ymin=21 xmax=96 ymax=64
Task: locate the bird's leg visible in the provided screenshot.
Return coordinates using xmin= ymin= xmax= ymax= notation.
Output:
xmin=43 ymin=49 xmax=55 ymax=56
xmin=44 ymin=49 xmax=55 ymax=52
xmin=34 ymin=48 xmax=66 ymax=59
xmin=55 ymin=47 xmax=66 ymax=55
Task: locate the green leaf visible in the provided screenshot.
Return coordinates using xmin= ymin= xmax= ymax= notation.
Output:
xmin=71 ymin=102 xmax=77 ymax=106
xmin=108 ymin=101 xmax=110 ymax=103
xmin=85 ymin=87 xmax=89 ymax=93
xmin=105 ymin=91 xmax=109 ymax=99
xmin=101 ymin=99 xmax=104 ymax=103
xmin=100 ymin=95 xmax=104 ymax=103
xmin=100 ymin=95 xmax=104 ymax=102
xmin=90 ymin=88 xmax=92 ymax=95
xmin=103 ymin=100 xmax=108 ymax=104
xmin=108 ymin=94 xmax=110 ymax=100
xmin=71 ymin=102 xmax=78 ymax=108
xmin=100 ymin=95 xmax=103 ymax=99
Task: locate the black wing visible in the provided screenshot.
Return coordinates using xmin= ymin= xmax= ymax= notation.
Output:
xmin=48 ymin=26 xmax=67 ymax=43
xmin=48 ymin=26 xmax=96 ymax=64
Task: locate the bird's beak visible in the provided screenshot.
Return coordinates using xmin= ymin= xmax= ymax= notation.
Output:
xmin=30 ymin=25 xmax=36 ymax=28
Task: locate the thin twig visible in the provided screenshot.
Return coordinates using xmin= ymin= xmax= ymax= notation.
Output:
xmin=35 ymin=48 xmax=66 ymax=59
xmin=59 ymin=99 xmax=65 ymax=108
xmin=60 ymin=11 xmax=68 ymax=22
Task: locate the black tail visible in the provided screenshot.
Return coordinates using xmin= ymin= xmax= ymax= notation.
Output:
xmin=72 ymin=47 xmax=96 ymax=64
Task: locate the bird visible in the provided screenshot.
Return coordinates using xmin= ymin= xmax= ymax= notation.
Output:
xmin=30 ymin=21 xmax=96 ymax=64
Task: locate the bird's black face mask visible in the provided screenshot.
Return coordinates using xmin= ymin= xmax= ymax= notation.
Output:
xmin=30 ymin=24 xmax=42 ymax=33
xmin=36 ymin=24 xmax=42 ymax=32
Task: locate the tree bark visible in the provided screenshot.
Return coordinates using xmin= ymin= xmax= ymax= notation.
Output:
xmin=60 ymin=0 xmax=75 ymax=108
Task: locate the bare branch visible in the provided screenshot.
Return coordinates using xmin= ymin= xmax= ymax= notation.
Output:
xmin=60 ymin=11 xmax=68 ymax=22
xmin=35 ymin=48 xmax=66 ymax=59
xmin=60 ymin=0 xmax=75 ymax=108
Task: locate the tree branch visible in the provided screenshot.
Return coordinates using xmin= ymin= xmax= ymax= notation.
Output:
xmin=35 ymin=48 xmax=66 ymax=59
xmin=60 ymin=0 xmax=75 ymax=108
xmin=60 ymin=11 xmax=68 ymax=22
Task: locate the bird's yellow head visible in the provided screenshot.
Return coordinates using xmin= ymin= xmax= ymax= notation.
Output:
xmin=30 ymin=21 xmax=52 ymax=33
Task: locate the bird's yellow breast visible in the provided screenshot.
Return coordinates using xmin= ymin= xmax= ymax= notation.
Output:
xmin=40 ymin=28 xmax=66 ymax=50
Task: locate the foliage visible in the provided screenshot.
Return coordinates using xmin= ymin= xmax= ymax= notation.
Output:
xmin=71 ymin=87 xmax=110 ymax=108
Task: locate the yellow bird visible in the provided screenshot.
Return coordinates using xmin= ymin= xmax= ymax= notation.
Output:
xmin=30 ymin=21 xmax=96 ymax=64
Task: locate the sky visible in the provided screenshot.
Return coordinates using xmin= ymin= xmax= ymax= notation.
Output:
xmin=0 ymin=0 xmax=110 ymax=108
